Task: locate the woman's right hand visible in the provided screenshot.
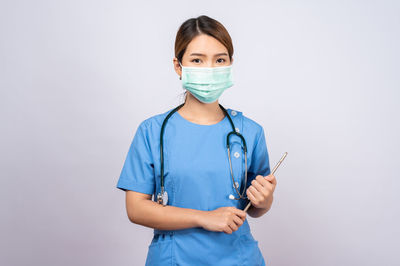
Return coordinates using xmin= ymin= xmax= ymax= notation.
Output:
xmin=199 ymin=207 xmax=247 ymax=234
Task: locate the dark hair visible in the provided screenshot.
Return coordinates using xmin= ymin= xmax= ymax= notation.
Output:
xmin=174 ymin=15 xmax=234 ymax=102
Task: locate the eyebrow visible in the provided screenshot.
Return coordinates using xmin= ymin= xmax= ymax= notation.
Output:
xmin=189 ymin=53 xmax=228 ymax=57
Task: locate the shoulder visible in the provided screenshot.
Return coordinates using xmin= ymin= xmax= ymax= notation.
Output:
xmin=227 ymin=107 xmax=264 ymax=138
xmin=135 ymin=107 xmax=176 ymax=133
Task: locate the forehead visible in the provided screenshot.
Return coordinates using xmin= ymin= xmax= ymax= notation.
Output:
xmin=185 ymin=34 xmax=228 ymax=55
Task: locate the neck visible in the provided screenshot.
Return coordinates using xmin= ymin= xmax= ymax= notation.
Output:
xmin=178 ymin=92 xmax=226 ymax=125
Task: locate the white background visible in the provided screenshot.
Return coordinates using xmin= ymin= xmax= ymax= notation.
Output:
xmin=1 ymin=0 xmax=399 ymax=265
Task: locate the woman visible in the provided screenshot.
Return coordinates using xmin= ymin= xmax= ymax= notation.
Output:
xmin=116 ymin=15 xmax=277 ymax=265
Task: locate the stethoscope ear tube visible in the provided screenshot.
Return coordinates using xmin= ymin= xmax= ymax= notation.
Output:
xmin=223 ymin=107 xmax=250 ymax=201
xmin=226 ymin=131 xmax=247 ymax=153
xmin=227 ymin=145 xmax=248 ymax=201
xmin=158 ymin=103 xmax=185 ymax=206
xmin=157 ymin=103 xmax=249 ymax=206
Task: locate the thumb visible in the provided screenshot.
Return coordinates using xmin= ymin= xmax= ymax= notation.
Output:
xmin=264 ymin=174 xmax=275 ymax=182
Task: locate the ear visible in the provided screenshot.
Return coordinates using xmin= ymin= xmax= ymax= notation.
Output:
xmin=173 ymin=57 xmax=182 ymax=79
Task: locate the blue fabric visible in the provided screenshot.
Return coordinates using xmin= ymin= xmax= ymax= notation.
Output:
xmin=116 ymin=106 xmax=271 ymax=265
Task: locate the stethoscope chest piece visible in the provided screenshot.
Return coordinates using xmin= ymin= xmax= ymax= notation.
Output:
xmin=157 ymin=189 xmax=168 ymax=206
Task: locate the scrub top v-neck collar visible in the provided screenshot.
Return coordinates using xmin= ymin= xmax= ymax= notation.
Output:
xmin=174 ymin=108 xmax=230 ymax=129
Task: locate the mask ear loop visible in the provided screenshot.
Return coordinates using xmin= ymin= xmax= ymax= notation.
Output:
xmin=178 ymin=61 xmax=182 ymax=80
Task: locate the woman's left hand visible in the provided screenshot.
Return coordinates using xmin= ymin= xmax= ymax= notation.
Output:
xmin=246 ymin=174 xmax=277 ymax=209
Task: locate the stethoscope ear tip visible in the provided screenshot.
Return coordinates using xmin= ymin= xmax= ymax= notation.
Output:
xmin=229 ymin=194 xmax=235 ymax=200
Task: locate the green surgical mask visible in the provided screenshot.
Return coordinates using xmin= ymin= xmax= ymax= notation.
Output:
xmin=179 ymin=62 xmax=233 ymax=103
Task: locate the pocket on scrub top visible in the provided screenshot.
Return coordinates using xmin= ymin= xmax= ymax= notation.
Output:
xmin=145 ymin=234 xmax=173 ymax=266
xmin=239 ymin=233 xmax=265 ymax=266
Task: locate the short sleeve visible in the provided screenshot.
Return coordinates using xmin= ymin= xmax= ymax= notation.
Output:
xmin=116 ymin=121 xmax=155 ymax=195
xmin=247 ymin=127 xmax=271 ymax=188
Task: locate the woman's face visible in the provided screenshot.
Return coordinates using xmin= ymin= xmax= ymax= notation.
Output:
xmin=174 ymin=34 xmax=233 ymax=78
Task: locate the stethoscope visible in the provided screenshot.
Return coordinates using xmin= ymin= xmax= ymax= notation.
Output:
xmin=157 ymin=103 xmax=249 ymax=206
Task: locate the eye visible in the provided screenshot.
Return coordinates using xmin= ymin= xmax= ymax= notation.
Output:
xmin=191 ymin=58 xmax=201 ymax=63
xmin=217 ymin=58 xmax=226 ymax=63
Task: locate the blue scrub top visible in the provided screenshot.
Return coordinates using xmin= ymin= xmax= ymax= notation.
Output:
xmin=117 ymin=106 xmax=271 ymax=265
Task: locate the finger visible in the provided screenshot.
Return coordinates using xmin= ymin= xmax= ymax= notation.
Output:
xmin=224 ymin=226 xmax=233 ymax=234
xmin=232 ymin=208 xmax=247 ymax=220
xmin=251 ymin=179 xmax=269 ymax=194
xmin=254 ymin=179 xmax=273 ymax=195
xmin=232 ymin=215 xmax=244 ymax=226
xmin=256 ymin=175 xmax=270 ymax=187
xmin=265 ymin=174 xmax=277 ymax=185
xmin=264 ymin=175 xmax=277 ymax=192
xmin=246 ymin=188 xmax=257 ymax=203
xmin=228 ymin=221 xmax=238 ymax=232
xmin=249 ymin=186 xmax=264 ymax=201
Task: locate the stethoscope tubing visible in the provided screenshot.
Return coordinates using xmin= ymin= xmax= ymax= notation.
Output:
xmin=158 ymin=103 xmax=249 ymax=205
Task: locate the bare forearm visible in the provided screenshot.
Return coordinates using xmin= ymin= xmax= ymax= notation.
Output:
xmin=129 ymin=199 xmax=205 ymax=230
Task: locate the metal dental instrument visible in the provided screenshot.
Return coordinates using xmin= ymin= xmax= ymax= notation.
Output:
xmin=243 ymin=152 xmax=288 ymax=212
